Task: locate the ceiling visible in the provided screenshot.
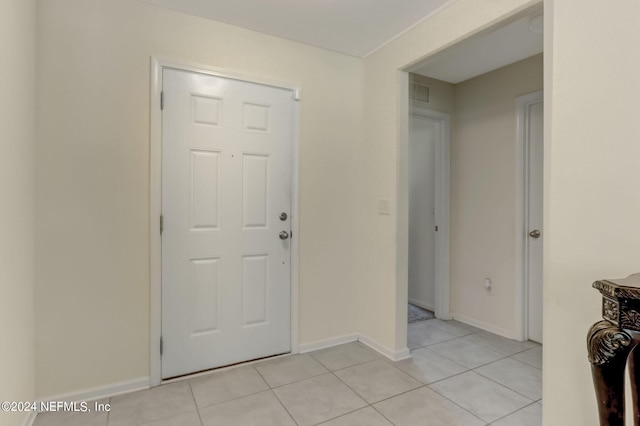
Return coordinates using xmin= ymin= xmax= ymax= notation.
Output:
xmin=411 ymin=13 xmax=543 ymax=83
xmin=139 ymin=0 xmax=453 ymax=57
xmin=140 ymin=0 xmax=542 ymax=82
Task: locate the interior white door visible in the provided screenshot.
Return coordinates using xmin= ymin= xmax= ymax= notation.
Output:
xmin=526 ymin=98 xmax=543 ymax=343
xmin=161 ymin=69 xmax=293 ymax=379
xmin=408 ymin=115 xmax=436 ymax=311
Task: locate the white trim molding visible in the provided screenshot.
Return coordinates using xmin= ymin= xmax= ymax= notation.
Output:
xmin=149 ymin=57 xmax=301 ymax=386
xmin=299 ymin=333 xmax=411 ymax=362
xmin=36 ymin=377 xmax=149 ymax=406
xmin=453 ymin=314 xmax=515 ymax=340
xmin=409 ymin=298 xmax=435 ymax=312
xmin=359 ymin=334 xmax=412 ymax=361
xmin=30 ymin=377 xmax=149 ymax=424
xmin=298 ymin=334 xmax=359 ymax=354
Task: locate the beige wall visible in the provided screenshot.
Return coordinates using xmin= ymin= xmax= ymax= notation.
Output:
xmin=451 ymin=54 xmax=543 ymax=336
xmin=36 ymin=0 xmax=363 ymax=397
xmin=0 ymin=0 xmax=36 ymax=425
xmin=543 ymin=1 xmax=640 ymax=424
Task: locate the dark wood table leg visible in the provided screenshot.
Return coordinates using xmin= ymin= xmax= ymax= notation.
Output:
xmin=628 ymin=344 xmax=640 ymax=425
xmin=588 ymin=320 xmax=634 ymax=425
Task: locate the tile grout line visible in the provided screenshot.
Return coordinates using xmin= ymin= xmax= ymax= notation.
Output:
xmin=369 ymin=404 xmax=398 ymax=426
xmin=423 ymin=363 xmax=537 ymax=423
xmin=486 ymin=399 xmax=541 ymax=425
xmin=409 ymin=333 xmax=540 ymax=424
xmin=186 ymin=380 xmax=205 ymax=426
xmin=473 ymin=365 xmax=541 ymax=401
xmin=186 ymin=365 xmax=271 ymax=411
xmin=252 ymin=364 xmax=300 ymax=426
xmin=105 ymin=397 xmax=111 ymax=425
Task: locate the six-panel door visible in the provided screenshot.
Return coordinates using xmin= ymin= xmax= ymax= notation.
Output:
xmin=161 ymin=69 xmax=293 ymax=378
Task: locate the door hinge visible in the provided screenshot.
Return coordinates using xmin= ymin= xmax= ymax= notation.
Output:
xmin=160 ymin=214 xmax=163 ymax=234
xmin=160 ymin=337 xmax=164 ymax=355
xmin=160 ymin=91 xmax=164 ymax=110
xmin=435 ymin=225 xmax=439 ymax=232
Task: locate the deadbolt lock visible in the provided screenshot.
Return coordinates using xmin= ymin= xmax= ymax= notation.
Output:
xmin=279 ymin=212 xmax=288 ymax=221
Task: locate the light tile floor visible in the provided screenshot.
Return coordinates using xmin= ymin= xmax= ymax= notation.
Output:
xmin=33 ymin=319 xmax=542 ymax=426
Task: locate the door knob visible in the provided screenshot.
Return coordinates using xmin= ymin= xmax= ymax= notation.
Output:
xmin=279 ymin=231 xmax=289 ymax=240
xmin=529 ymin=230 xmax=541 ymax=239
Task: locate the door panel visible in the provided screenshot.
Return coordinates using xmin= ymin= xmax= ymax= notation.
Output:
xmin=161 ymin=69 xmax=293 ymax=378
xmin=527 ymin=100 xmax=543 ymax=343
xmin=408 ymin=115 xmax=437 ymax=310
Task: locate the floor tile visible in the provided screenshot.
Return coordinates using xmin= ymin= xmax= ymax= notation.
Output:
xmin=428 ymin=338 xmax=504 ymax=369
xmin=255 ymin=354 xmax=328 ymax=388
xmin=318 ymin=407 xmax=392 ymax=426
xmin=462 ymin=332 xmax=537 ymax=356
xmin=430 ymin=371 xmax=532 ymax=423
xmin=408 ymin=322 xmax=458 ymax=348
xmin=139 ymin=410 xmax=201 ymax=426
xmin=475 ymin=358 xmax=542 ymax=400
xmin=511 ymin=346 xmax=542 ymax=369
xmin=189 ymin=365 xmax=268 ymax=408
xmin=34 ymin=403 xmax=109 ymax=426
xmin=273 ymin=373 xmax=366 ymax=426
xmin=108 ymin=382 xmax=196 ymax=426
xmin=428 ymin=319 xmax=481 ymax=337
xmin=491 ymin=402 xmax=542 ymax=426
xmin=333 ymin=359 xmax=422 ymax=403
xmin=199 ymin=390 xmax=295 ymax=426
xmin=310 ymin=342 xmax=380 ymax=371
xmin=374 ymin=386 xmax=484 ymax=426
xmin=395 ymin=347 xmax=467 ymax=384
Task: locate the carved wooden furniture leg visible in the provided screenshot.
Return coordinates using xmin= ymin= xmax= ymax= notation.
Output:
xmin=627 ymin=344 xmax=640 ymax=425
xmin=588 ymin=320 xmax=633 ymax=426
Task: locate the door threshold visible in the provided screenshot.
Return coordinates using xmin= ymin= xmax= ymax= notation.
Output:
xmin=160 ymin=351 xmax=291 ymax=385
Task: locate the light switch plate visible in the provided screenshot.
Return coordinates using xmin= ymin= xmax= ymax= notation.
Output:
xmin=378 ymin=199 xmax=390 ymax=215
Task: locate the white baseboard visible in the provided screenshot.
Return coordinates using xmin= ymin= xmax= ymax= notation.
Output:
xmin=23 ymin=411 xmax=37 ymax=426
xmin=298 ymin=333 xmax=359 ymax=353
xmin=299 ymin=333 xmax=411 ymax=362
xmin=408 ymin=298 xmax=434 ymax=312
xmin=38 ymin=377 xmax=149 ymax=405
xmin=453 ymin=314 xmax=515 ymax=339
xmin=358 ymin=334 xmax=411 ymax=362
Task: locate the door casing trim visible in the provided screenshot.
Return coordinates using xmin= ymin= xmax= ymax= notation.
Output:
xmin=149 ymin=57 xmax=301 ymax=386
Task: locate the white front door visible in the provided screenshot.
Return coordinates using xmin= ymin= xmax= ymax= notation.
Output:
xmin=161 ymin=68 xmax=293 ymax=378
xmin=526 ymin=96 xmax=543 ymax=343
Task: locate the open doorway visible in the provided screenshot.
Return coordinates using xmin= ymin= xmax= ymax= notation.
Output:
xmin=404 ymin=9 xmax=544 ymax=344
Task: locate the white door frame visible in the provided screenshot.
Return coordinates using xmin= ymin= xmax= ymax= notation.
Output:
xmin=149 ymin=57 xmax=301 ymax=386
xmin=514 ymin=90 xmax=543 ymax=341
xmin=408 ymin=104 xmax=451 ymax=320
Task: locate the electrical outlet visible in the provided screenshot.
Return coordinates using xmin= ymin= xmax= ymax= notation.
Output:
xmin=484 ymin=278 xmax=493 ymax=295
